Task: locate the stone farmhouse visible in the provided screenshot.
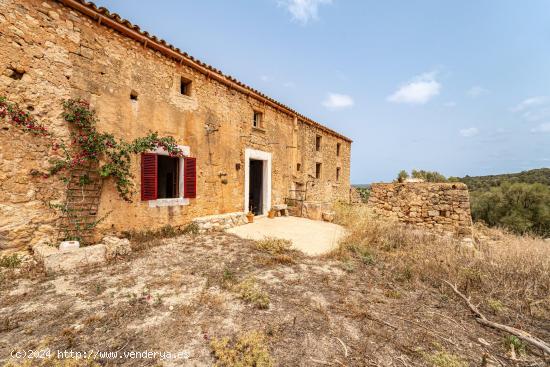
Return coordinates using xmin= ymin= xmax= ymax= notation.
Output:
xmin=0 ymin=0 xmax=352 ymax=250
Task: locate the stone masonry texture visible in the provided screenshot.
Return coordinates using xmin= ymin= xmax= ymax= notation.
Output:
xmin=0 ymin=0 xmax=351 ymax=250
xmin=367 ymin=183 xmax=473 ymax=236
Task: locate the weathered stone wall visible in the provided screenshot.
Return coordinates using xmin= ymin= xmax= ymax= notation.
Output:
xmin=367 ymin=183 xmax=473 ymax=236
xmin=0 ymin=0 xmax=351 ymax=250
xmin=192 ymin=212 xmax=247 ymax=233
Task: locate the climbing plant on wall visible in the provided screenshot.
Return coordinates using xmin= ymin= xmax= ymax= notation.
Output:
xmin=0 ymin=96 xmax=185 ymax=201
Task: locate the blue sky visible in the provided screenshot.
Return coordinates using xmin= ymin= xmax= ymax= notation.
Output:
xmin=94 ymin=0 xmax=550 ymax=183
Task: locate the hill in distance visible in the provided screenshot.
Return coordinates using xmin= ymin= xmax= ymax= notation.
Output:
xmin=450 ymin=168 xmax=550 ymax=191
xmin=352 ymin=168 xmax=550 ymax=190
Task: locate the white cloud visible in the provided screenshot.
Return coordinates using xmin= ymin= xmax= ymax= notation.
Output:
xmin=444 ymin=101 xmax=457 ymax=107
xmin=279 ymin=0 xmax=332 ymax=25
xmin=467 ymin=86 xmax=488 ymax=98
xmin=283 ymin=81 xmax=296 ymax=88
xmin=512 ymin=96 xmax=550 ymax=112
xmin=322 ymin=93 xmax=354 ymax=110
xmin=260 ymin=75 xmax=272 ymax=82
xmin=459 ymin=127 xmax=479 ymax=137
xmin=387 ymin=71 xmax=441 ymax=105
xmin=530 ymin=122 xmax=550 ymax=133
xmin=512 ymin=96 xmax=550 ymax=132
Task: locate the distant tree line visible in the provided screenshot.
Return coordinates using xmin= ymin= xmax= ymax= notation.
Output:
xmin=448 ymin=168 xmax=550 ymax=192
xmin=396 ymin=169 xmax=447 ymax=183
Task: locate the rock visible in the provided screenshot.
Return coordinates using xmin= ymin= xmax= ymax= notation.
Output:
xmin=59 ymin=240 xmax=79 ymax=251
xmin=33 ymin=243 xmax=106 ymax=274
xmin=322 ymin=211 xmax=335 ymax=222
xmin=102 ymin=236 xmax=131 ymax=260
xmin=47 ymin=10 xmax=59 ymax=20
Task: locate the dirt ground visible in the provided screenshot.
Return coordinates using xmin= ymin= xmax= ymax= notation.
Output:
xmin=0 ymin=232 xmax=547 ymax=366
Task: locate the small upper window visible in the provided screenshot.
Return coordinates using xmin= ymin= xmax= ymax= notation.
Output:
xmin=336 ymin=143 xmax=341 ymax=156
xmin=315 ymin=162 xmax=322 ymax=179
xmin=180 ymin=77 xmax=192 ymax=96
xmin=336 ymin=167 xmax=341 ymax=181
xmin=253 ymin=111 xmax=263 ymax=128
xmin=315 ymin=135 xmax=322 ymax=151
xmin=296 ymin=163 xmax=301 ymax=172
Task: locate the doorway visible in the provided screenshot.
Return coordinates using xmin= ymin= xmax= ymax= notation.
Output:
xmin=249 ymin=159 xmax=263 ymax=214
xmin=244 ymin=149 xmax=272 ymax=216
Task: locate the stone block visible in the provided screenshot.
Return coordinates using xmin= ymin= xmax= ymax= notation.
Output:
xmin=33 ymin=243 xmax=106 ymax=274
xmin=59 ymin=240 xmax=79 ymax=251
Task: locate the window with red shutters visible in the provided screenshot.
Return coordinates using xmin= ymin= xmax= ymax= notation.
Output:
xmin=183 ymin=157 xmax=197 ymax=198
xmin=141 ymin=153 xmax=157 ymax=201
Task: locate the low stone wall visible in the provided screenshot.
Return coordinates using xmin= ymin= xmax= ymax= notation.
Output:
xmin=367 ymin=182 xmax=472 ymax=236
xmin=192 ymin=212 xmax=248 ymax=233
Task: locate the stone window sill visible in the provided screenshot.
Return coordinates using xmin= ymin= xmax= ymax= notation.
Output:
xmin=252 ymin=126 xmax=266 ymax=133
xmin=148 ymin=198 xmax=190 ymax=208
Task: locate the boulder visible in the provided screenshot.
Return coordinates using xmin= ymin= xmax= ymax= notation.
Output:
xmin=322 ymin=211 xmax=335 ymax=223
xmin=102 ymin=236 xmax=131 ymax=260
xmin=33 ymin=243 xmax=106 ymax=274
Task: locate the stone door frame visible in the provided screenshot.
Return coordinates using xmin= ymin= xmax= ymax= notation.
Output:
xmin=244 ymin=148 xmax=272 ymax=216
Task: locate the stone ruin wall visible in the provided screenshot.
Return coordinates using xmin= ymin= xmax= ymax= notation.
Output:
xmin=367 ymin=183 xmax=473 ymax=236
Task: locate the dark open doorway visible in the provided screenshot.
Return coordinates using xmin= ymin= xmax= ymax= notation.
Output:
xmin=249 ymin=159 xmax=263 ymax=215
xmin=157 ymin=155 xmax=179 ymax=199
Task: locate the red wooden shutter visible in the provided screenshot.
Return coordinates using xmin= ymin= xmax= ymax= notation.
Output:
xmin=183 ymin=157 xmax=197 ymax=199
xmin=141 ymin=153 xmax=157 ymax=201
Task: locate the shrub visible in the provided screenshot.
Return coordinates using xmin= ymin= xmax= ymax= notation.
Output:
xmin=425 ymin=351 xmax=467 ymax=367
xmin=234 ymin=278 xmax=270 ymax=309
xmin=470 ymin=182 xmax=550 ymax=236
xmin=397 ymin=170 xmax=409 ymax=183
xmin=255 ymin=237 xmax=292 ymax=254
xmin=0 ymin=254 xmax=21 ymax=268
xmin=503 ymin=335 xmax=526 ymax=355
xmin=210 ymin=330 xmax=273 ymax=367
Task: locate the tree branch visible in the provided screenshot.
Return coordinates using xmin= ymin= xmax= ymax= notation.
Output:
xmin=444 ymin=280 xmax=550 ymax=355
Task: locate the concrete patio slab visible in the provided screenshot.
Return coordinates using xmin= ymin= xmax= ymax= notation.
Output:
xmin=226 ymin=216 xmax=346 ymax=256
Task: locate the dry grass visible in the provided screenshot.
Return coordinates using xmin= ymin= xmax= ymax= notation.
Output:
xmin=122 ymin=223 xmax=199 ymax=251
xmin=234 ymin=278 xmax=270 ymax=309
xmin=424 ymin=349 xmax=467 ymax=367
xmin=332 ymin=203 xmax=550 ymax=324
xmin=2 ymin=227 xmax=548 ymax=365
xmin=210 ymin=330 xmax=273 ymax=367
xmin=3 ymin=357 xmax=100 ymax=367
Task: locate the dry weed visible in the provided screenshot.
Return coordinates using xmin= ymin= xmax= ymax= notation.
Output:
xmin=255 ymin=237 xmax=292 ymax=254
xmin=234 ymin=278 xmax=270 ymax=309
xmin=332 ymin=203 xmax=550 ymax=322
xmin=210 ymin=330 xmax=273 ymax=367
xmin=3 ymin=356 xmax=100 ymax=367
